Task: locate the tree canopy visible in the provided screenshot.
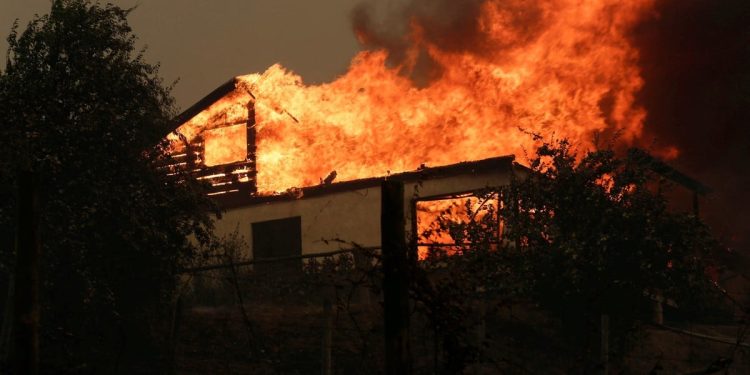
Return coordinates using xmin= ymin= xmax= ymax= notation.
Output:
xmin=419 ymin=138 xmax=722 ymax=368
xmin=0 ymin=0 xmax=213 ymax=370
xmin=500 ymin=140 xmax=718 ymax=321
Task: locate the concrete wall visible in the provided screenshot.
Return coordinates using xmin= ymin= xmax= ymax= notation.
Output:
xmin=212 ymin=169 xmax=512 ymax=259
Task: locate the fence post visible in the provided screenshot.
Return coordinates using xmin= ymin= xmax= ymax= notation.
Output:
xmin=352 ymin=249 xmax=373 ymax=306
xmin=381 ymin=180 xmax=411 ymax=375
xmin=475 ymin=299 xmax=487 ymax=346
xmin=14 ymin=170 xmax=40 ymax=375
xmin=0 ymin=276 xmax=14 ymax=361
xmin=601 ymin=314 xmax=609 ymax=375
xmin=652 ymin=291 xmax=664 ymax=325
xmin=322 ymin=298 xmax=333 ymax=375
xmin=167 ymin=295 xmax=183 ymax=375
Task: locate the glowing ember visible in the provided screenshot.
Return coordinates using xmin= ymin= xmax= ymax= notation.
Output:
xmin=174 ymin=0 xmax=659 ymax=193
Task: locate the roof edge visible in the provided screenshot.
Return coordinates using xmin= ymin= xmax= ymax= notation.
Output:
xmin=215 ymin=154 xmax=516 ymax=209
xmin=630 ymin=149 xmax=712 ymax=195
xmin=172 ymin=78 xmax=238 ymax=128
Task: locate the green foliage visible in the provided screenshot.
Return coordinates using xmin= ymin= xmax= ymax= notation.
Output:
xmin=458 ymin=138 xmax=723 ymax=363
xmin=0 ymin=0 xmax=214 ymax=371
xmin=420 ymin=138 xmax=721 ymax=367
xmin=499 ymin=140 xmax=717 ymax=324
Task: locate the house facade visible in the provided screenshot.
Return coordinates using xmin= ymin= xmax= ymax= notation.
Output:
xmin=169 ymin=78 xmax=521 ymax=262
xmin=214 ymin=156 xmax=517 ymax=261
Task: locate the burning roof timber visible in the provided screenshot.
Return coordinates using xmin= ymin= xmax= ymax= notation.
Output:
xmin=165 ymin=0 xmax=728 ymax=208
xmin=167 ymin=77 xmax=256 ymax=197
xmin=171 ymin=78 xmax=238 ymax=128
xmin=630 ymin=149 xmax=711 ymax=196
xmin=218 ymin=154 xmax=519 ymax=209
xmin=167 ymin=76 xmax=709 ymax=208
xmin=167 ymin=76 xmax=527 ymax=202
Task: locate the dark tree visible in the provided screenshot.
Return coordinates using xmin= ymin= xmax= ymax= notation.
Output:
xmin=417 ymin=138 xmax=722 ymax=370
xmin=499 ymin=139 xmax=720 ymax=350
xmin=0 ymin=0 xmax=213 ymax=371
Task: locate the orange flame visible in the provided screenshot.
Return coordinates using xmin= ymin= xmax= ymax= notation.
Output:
xmin=203 ymin=124 xmax=247 ymax=166
xmin=175 ymin=0 xmax=657 ymax=193
xmin=416 ymin=195 xmax=501 ymax=259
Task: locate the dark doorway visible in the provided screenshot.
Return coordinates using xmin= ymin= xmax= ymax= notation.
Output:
xmin=252 ymin=216 xmax=302 ymax=275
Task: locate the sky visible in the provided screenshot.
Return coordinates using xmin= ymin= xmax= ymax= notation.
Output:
xmin=0 ymin=0 xmax=365 ymax=110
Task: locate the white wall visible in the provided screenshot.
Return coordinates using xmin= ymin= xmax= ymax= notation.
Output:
xmin=212 ymin=169 xmax=513 ymax=259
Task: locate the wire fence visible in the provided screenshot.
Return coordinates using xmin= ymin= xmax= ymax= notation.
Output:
xmin=175 ymin=248 xmax=386 ymax=374
xmin=171 ymin=248 xmax=750 ymax=374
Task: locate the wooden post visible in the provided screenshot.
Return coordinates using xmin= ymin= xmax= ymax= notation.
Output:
xmin=352 ymin=249 xmax=372 ymax=306
xmin=381 ymin=180 xmax=411 ymax=375
xmin=692 ymin=192 xmax=700 ymax=217
xmin=475 ymin=299 xmax=487 ymax=345
xmin=652 ymin=291 xmax=664 ymax=326
xmin=601 ymin=314 xmax=609 ymax=375
xmin=167 ymin=295 xmax=183 ymax=375
xmin=14 ymin=170 xmax=40 ymax=375
xmin=433 ymin=324 xmax=439 ymax=375
xmin=246 ymin=101 xmax=258 ymax=194
xmin=0 ymin=276 xmax=14 ymax=361
xmin=322 ymin=298 xmax=333 ymax=375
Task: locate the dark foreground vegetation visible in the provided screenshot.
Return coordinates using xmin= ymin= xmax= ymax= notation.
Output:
xmin=172 ymin=139 xmax=747 ymax=374
xmin=0 ymin=0 xmax=214 ymax=372
xmin=176 ymin=232 xmax=747 ymax=374
xmin=0 ymin=1 xmax=747 ymax=374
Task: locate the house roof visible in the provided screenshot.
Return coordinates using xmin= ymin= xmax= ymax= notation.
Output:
xmin=169 ymin=80 xmax=711 ymax=206
xmin=630 ymin=149 xmax=712 ymax=195
xmin=172 ymin=77 xmax=239 ymax=127
xmin=215 ymin=155 xmax=519 ymax=209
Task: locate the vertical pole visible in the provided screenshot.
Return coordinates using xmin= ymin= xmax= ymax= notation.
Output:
xmin=433 ymin=324 xmax=439 ymax=375
xmin=246 ymin=100 xmax=258 ymax=194
xmin=322 ymin=298 xmax=333 ymax=375
xmin=475 ymin=299 xmax=486 ymax=345
xmin=652 ymin=291 xmax=664 ymax=326
xmin=167 ymin=295 xmax=183 ymax=375
xmin=0 ymin=276 xmax=14 ymax=361
xmin=692 ymin=192 xmax=700 ymax=217
xmin=601 ymin=314 xmax=609 ymax=375
xmin=14 ymin=170 xmax=40 ymax=375
xmin=409 ymin=199 xmax=419 ymax=264
xmin=352 ymin=250 xmax=372 ymax=306
xmin=381 ymin=180 xmax=411 ymax=375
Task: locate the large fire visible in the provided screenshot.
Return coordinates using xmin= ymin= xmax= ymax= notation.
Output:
xmin=174 ymin=0 xmax=658 ymax=193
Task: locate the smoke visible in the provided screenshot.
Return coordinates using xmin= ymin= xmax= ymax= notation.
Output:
xmin=631 ymin=0 xmax=750 ymax=252
xmin=351 ymin=0 xmax=546 ymax=86
xmin=350 ymin=0 xmax=750 ymax=252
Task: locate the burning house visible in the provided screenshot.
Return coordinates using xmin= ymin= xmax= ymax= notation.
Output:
xmin=166 ymin=0 xmax=715 ymax=265
xmin=168 ymin=77 xmax=708 ymax=266
xmin=169 ymin=77 xmax=526 ymax=262
xmin=157 ymin=2 xmax=749 ymax=370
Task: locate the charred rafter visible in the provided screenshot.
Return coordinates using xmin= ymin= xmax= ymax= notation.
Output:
xmin=166 ymin=95 xmax=258 ymax=197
